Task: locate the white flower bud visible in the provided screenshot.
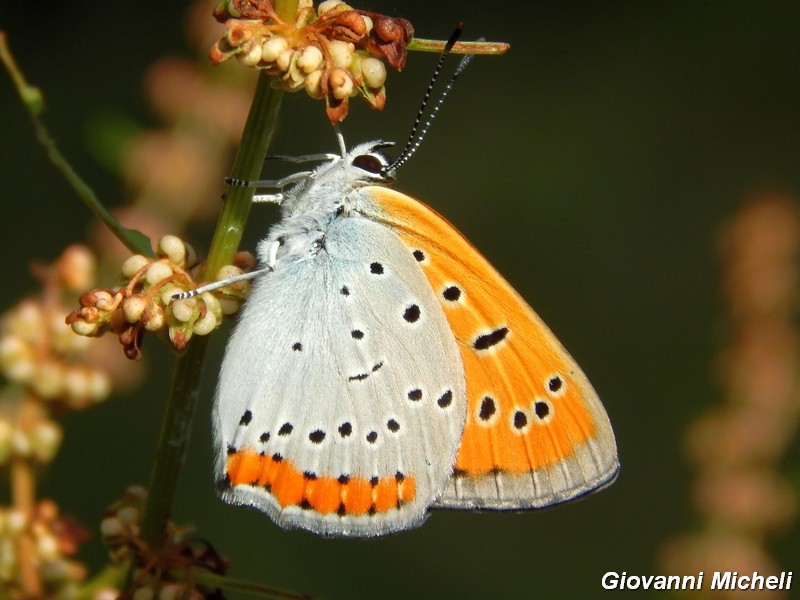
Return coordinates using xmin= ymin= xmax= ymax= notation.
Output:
xmin=121 ymin=255 xmax=150 ymax=279
xmin=122 ymin=295 xmax=147 ymax=323
xmin=157 ymin=235 xmax=187 ymax=266
xmin=145 ymin=262 xmax=174 ymax=286
xmin=261 ymin=35 xmax=288 ymax=63
xmin=361 ymin=57 xmax=387 ymax=89
xmin=304 ymin=69 xmax=324 ymax=99
xmin=100 ymin=517 xmax=124 ymax=538
xmin=192 ymin=309 xmax=218 ymax=336
xmin=297 ymin=45 xmax=323 ymax=73
xmin=276 ymin=48 xmax=295 ymax=72
xmin=170 ymin=299 xmax=197 ymax=323
xmin=329 ymin=40 xmax=354 ymax=68
xmin=237 ymin=40 xmax=263 ymax=66
xmin=318 ymin=0 xmax=345 ymax=15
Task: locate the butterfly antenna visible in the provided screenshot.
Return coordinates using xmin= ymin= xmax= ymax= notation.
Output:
xmin=383 ymin=25 xmax=478 ymax=175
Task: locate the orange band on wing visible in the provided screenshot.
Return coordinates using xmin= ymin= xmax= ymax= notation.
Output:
xmin=365 ymin=187 xmax=598 ymax=477
xmin=226 ymin=450 xmax=416 ymax=515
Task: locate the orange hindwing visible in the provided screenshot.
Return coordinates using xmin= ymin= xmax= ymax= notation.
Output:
xmin=363 ymin=186 xmax=619 ymax=509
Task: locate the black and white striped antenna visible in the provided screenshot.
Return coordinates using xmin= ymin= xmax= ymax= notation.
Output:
xmin=381 ymin=25 xmax=479 ymax=175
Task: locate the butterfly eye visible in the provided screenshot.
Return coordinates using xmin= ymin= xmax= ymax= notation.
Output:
xmin=351 ymin=154 xmax=385 ymax=174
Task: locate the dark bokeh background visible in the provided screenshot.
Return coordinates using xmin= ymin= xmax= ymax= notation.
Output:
xmin=2 ymin=2 xmax=799 ymax=598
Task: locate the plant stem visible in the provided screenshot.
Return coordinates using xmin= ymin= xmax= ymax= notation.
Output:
xmin=0 ymin=31 xmax=154 ymax=257
xmin=140 ymin=73 xmax=284 ymax=552
xmin=12 ymin=395 xmax=41 ymax=597
xmin=205 ymin=75 xmax=284 ymax=277
xmin=408 ymin=37 xmax=510 ymax=55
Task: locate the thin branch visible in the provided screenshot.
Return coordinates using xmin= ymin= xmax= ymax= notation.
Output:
xmin=408 ymin=37 xmax=510 ymax=55
xmin=0 ymin=30 xmax=153 ymax=257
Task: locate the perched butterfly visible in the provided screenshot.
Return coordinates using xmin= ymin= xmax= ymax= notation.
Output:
xmin=203 ymin=36 xmax=618 ymax=538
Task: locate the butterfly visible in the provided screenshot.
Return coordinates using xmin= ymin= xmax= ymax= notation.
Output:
xmin=210 ymin=126 xmax=619 ymax=537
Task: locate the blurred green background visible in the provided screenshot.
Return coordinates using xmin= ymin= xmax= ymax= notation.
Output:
xmin=2 ymin=1 xmax=799 ymax=598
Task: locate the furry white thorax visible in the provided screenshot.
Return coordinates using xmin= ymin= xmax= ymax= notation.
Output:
xmin=256 ymin=141 xmax=394 ymax=268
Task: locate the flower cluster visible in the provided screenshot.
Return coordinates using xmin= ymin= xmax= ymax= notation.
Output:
xmin=0 ymin=399 xmax=62 ymax=470
xmin=66 ymin=236 xmax=255 ymax=359
xmin=210 ymin=0 xmax=413 ymax=122
xmin=0 ymin=246 xmax=111 ymax=410
xmin=102 ymin=486 xmax=228 ymax=599
xmin=0 ymin=500 xmax=90 ymax=599
xmin=660 ymin=195 xmax=799 ymax=587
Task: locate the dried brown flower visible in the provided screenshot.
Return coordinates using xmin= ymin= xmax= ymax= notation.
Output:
xmin=209 ymin=0 xmax=413 ymax=122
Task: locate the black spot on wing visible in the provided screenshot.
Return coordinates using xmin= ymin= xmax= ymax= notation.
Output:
xmin=479 ymin=396 xmax=496 ymax=421
xmin=442 ymin=285 xmax=462 ymax=302
xmin=472 ymin=327 xmax=509 ymax=351
xmin=437 ymin=389 xmax=453 ymax=408
xmin=403 ymin=304 xmax=421 ymax=323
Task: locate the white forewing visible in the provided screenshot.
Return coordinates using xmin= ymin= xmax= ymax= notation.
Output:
xmin=215 ymin=204 xmax=466 ymax=537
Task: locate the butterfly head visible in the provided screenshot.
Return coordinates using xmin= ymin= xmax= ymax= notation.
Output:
xmin=280 ymin=141 xmax=395 ymax=214
xmin=345 ymin=140 xmax=397 ymax=183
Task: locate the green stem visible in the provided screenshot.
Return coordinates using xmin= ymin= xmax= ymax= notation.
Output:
xmin=0 ymin=31 xmax=153 ymax=257
xmin=205 ymin=74 xmax=283 ymax=277
xmin=408 ymin=37 xmax=510 ymax=55
xmin=140 ymin=69 xmax=284 ymax=552
xmin=138 ymin=0 xmax=295 ymax=577
xmin=140 ymin=336 xmax=209 ymax=547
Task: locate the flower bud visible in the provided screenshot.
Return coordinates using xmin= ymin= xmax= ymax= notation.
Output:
xmin=122 ymin=295 xmax=148 ymax=323
xmin=100 ymin=517 xmax=124 ymax=538
xmin=58 ymin=245 xmax=96 ymax=291
xmin=121 ymin=255 xmax=150 ymax=279
xmin=70 ymin=320 xmax=99 ymax=337
xmin=361 ymin=57 xmax=387 ymax=89
xmin=30 ymin=420 xmax=62 ymax=463
xmin=361 ymin=15 xmax=374 ymax=34
xmin=304 ymin=69 xmax=324 ymax=99
xmin=93 ymin=291 xmax=116 ymax=312
xmin=297 ymin=45 xmax=323 ymax=73
xmin=157 ymin=235 xmax=187 ymax=266
xmin=328 ymin=40 xmax=354 ymax=68
xmin=31 ymin=361 xmax=65 ymax=399
xmin=63 ymin=368 xmax=90 ymax=402
xmin=237 ymin=39 xmax=263 ymax=66
xmin=276 ymin=48 xmax=295 ymax=72
xmin=261 ymin=35 xmax=288 ymax=63
xmin=10 ymin=300 xmax=46 ymax=345
xmin=142 ymin=304 xmax=165 ymax=332
xmin=0 ymin=335 xmax=35 ymax=382
xmin=219 ymin=297 xmax=243 ymax=316
xmin=329 ymin=68 xmax=354 ymax=100
xmin=87 ymin=370 xmax=112 ymax=402
xmin=192 ymin=309 xmax=218 ymax=336
xmin=145 ymin=262 xmax=174 ymax=286
xmin=170 ymin=299 xmax=197 ymax=323
xmin=318 ymin=0 xmax=347 ymax=15
xmin=11 ymin=430 xmax=31 ymax=457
